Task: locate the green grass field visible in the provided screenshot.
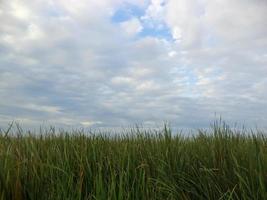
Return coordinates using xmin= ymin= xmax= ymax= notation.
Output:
xmin=0 ymin=121 xmax=267 ymax=200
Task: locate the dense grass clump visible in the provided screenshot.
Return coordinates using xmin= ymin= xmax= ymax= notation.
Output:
xmin=0 ymin=122 xmax=267 ymax=199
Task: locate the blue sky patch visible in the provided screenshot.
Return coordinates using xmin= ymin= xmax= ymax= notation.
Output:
xmin=111 ymin=3 xmax=145 ymax=23
xmin=112 ymin=3 xmax=173 ymax=41
xmin=139 ymin=25 xmax=173 ymax=41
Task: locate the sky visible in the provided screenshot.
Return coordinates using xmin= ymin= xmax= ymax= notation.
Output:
xmin=0 ymin=0 xmax=267 ymax=129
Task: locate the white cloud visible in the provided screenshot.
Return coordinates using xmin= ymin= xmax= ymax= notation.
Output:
xmin=144 ymin=0 xmax=267 ymax=48
xmin=203 ymin=0 xmax=267 ymax=42
xmin=120 ymin=17 xmax=143 ymax=36
xmin=111 ymin=76 xmax=135 ymax=86
xmin=144 ymin=0 xmax=165 ymax=20
xmin=0 ymin=0 xmax=267 ymax=129
xmin=10 ymin=1 xmax=31 ymax=20
xmin=22 ymin=104 xmax=61 ymax=114
xmin=27 ymin=24 xmax=45 ymax=40
xmin=168 ymin=50 xmax=177 ymax=57
xmin=80 ymin=121 xmax=102 ymax=127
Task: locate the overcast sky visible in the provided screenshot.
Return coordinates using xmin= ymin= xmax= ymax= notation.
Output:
xmin=0 ymin=0 xmax=267 ymax=129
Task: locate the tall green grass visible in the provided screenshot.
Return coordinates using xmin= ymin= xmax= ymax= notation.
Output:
xmin=0 ymin=122 xmax=267 ymax=199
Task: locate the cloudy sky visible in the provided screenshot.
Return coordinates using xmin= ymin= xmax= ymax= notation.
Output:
xmin=0 ymin=0 xmax=267 ymax=129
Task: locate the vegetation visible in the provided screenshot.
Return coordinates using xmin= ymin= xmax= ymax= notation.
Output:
xmin=0 ymin=121 xmax=267 ymax=200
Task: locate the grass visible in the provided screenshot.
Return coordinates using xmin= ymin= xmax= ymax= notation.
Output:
xmin=0 ymin=121 xmax=267 ymax=199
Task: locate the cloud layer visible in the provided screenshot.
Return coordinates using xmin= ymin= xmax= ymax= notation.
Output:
xmin=0 ymin=0 xmax=267 ymax=129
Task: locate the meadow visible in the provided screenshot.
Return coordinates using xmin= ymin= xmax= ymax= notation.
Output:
xmin=0 ymin=121 xmax=267 ymax=200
